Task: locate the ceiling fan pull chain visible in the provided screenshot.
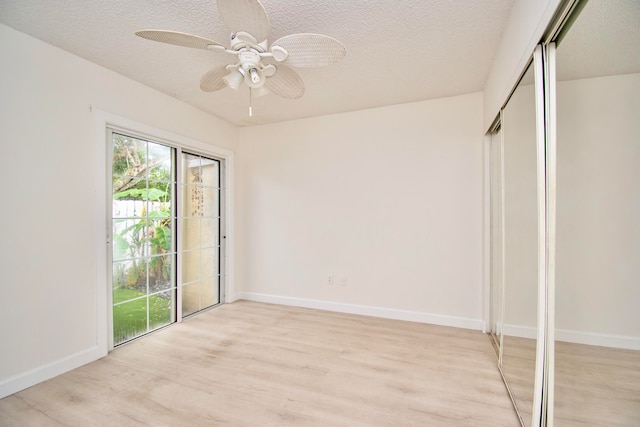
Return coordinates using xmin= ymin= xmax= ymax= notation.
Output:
xmin=249 ymin=87 xmax=253 ymax=117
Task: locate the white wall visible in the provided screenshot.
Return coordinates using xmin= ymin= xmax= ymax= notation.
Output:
xmin=483 ymin=0 xmax=562 ymax=132
xmin=236 ymin=93 xmax=485 ymax=328
xmin=556 ymin=73 xmax=640 ymax=344
xmin=0 ymin=24 xmax=236 ymax=398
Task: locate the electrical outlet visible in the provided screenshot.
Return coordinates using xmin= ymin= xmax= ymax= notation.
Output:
xmin=339 ymin=275 xmax=347 ymax=286
xmin=328 ymin=274 xmax=334 ymax=285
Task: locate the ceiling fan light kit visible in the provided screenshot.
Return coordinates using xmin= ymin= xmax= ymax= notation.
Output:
xmin=135 ymin=0 xmax=346 ymax=117
xmin=222 ymin=68 xmax=244 ymax=90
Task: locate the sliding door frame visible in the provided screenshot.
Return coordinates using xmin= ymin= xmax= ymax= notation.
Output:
xmin=541 ymin=41 xmax=557 ymax=427
xmin=531 ymin=43 xmax=549 ymax=427
xmin=178 ymin=149 xmax=226 ymax=319
xmin=485 ymin=1 xmax=584 ymax=424
xmin=95 ymin=111 xmax=234 ymax=353
xmin=485 ymin=43 xmax=556 ymax=426
xmin=484 ymin=120 xmax=504 ymax=355
xmin=107 ymin=129 xmax=179 ymax=346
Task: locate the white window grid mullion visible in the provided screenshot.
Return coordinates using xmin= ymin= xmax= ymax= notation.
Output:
xmin=176 ymin=146 xmax=184 ymax=322
xmin=145 ymin=140 xmax=150 ymax=334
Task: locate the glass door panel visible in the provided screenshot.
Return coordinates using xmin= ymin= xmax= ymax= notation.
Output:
xmin=500 ymin=61 xmax=539 ymax=427
xmin=111 ymin=132 xmax=176 ymax=345
xmin=180 ymin=152 xmax=221 ymax=317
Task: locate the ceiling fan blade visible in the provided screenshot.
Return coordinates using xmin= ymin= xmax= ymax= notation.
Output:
xmin=264 ymin=64 xmax=305 ymax=99
xmin=271 ymin=33 xmax=346 ymax=68
xmin=200 ymin=66 xmax=229 ymax=92
xmin=135 ymin=30 xmax=224 ymax=50
xmin=217 ymin=0 xmax=270 ymax=42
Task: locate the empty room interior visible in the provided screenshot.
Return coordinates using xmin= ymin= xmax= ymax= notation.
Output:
xmin=0 ymin=0 xmax=638 ymax=425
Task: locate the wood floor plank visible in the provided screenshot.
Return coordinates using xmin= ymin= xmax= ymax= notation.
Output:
xmin=0 ymin=301 xmax=520 ymax=426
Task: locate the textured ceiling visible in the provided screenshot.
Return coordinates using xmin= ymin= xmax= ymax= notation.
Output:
xmin=0 ymin=0 xmax=516 ymax=126
xmin=0 ymin=0 xmax=509 ymax=128
xmin=2 ymin=1 xmax=638 ymax=127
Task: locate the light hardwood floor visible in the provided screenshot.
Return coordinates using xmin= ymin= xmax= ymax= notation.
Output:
xmin=0 ymin=301 xmax=519 ymax=426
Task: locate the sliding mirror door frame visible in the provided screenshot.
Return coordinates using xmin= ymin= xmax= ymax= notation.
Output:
xmin=545 ymin=0 xmax=640 ymax=424
xmin=486 ymin=118 xmax=505 ymax=355
xmin=488 ymin=43 xmax=556 ymax=427
xmin=486 ymin=0 xmax=640 ymax=424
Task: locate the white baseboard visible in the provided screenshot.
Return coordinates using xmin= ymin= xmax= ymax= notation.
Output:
xmin=502 ymin=323 xmax=640 ymax=350
xmin=226 ymin=292 xmax=242 ymax=303
xmin=237 ymin=292 xmax=484 ymax=331
xmin=0 ymin=345 xmax=106 ymax=399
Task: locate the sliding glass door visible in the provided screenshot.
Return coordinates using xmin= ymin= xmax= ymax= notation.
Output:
xmin=109 ymin=131 xmax=223 ymax=346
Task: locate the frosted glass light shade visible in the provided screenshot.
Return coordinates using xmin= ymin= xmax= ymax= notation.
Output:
xmin=223 ymin=70 xmax=244 ymax=90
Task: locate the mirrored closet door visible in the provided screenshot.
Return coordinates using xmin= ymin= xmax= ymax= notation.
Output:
xmin=489 ymin=2 xmax=639 ymax=425
xmin=552 ymin=0 xmax=640 ymax=424
xmin=495 ymin=51 xmax=549 ymax=426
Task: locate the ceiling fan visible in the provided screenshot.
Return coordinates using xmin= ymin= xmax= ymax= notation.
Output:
xmin=135 ymin=0 xmax=346 ymax=114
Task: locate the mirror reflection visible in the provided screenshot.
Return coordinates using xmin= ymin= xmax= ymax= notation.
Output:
xmin=489 ymin=125 xmax=503 ymax=351
xmin=499 ymin=62 xmax=538 ymax=427
xmin=554 ymin=0 xmax=640 ymax=425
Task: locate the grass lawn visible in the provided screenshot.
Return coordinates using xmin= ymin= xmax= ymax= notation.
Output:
xmin=113 ymin=287 xmax=172 ymax=344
